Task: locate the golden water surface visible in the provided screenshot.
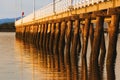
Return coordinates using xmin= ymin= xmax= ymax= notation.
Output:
xmin=0 ymin=32 xmax=120 ymax=80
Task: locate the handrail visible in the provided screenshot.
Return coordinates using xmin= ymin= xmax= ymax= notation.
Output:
xmin=15 ymin=0 xmax=108 ymax=26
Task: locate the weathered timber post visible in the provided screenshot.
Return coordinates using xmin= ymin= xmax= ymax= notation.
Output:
xmin=90 ymin=16 xmax=104 ymax=80
xmin=32 ymin=25 xmax=34 ymax=43
xmin=81 ymin=18 xmax=90 ymax=80
xmin=36 ymin=24 xmax=41 ymax=47
xmin=28 ymin=25 xmax=31 ymax=42
xmin=65 ymin=20 xmax=72 ymax=79
xmin=29 ymin=25 xmax=31 ymax=42
xmin=81 ymin=24 xmax=85 ymax=48
xmin=18 ymin=26 xmax=22 ymax=39
xmin=39 ymin=24 xmax=44 ymax=50
xmin=18 ymin=27 xmax=21 ymax=38
xmin=30 ymin=25 xmax=33 ymax=43
xmin=106 ymin=14 xmax=120 ymax=80
xmin=15 ymin=27 xmax=18 ymax=37
xmin=53 ymin=22 xmax=60 ymax=71
xmin=42 ymin=23 xmax=48 ymax=69
xmin=16 ymin=27 xmax=18 ymax=38
xmin=46 ymin=23 xmax=51 ymax=53
xmin=24 ymin=26 xmax=26 ymax=41
xmin=18 ymin=27 xmax=20 ymax=38
xmin=22 ymin=26 xmax=25 ymax=40
xmin=21 ymin=27 xmax=23 ymax=39
xmin=33 ymin=24 xmax=38 ymax=44
xmin=20 ymin=27 xmax=22 ymax=39
xmin=34 ymin=24 xmax=39 ymax=46
xmin=81 ymin=18 xmax=91 ymax=57
xmin=49 ymin=23 xmax=55 ymax=54
xmin=91 ymin=16 xmax=104 ymax=63
xmin=32 ymin=25 xmax=35 ymax=43
xmin=89 ymin=23 xmax=94 ymax=48
xmin=38 ymin=24 xmax=42 ymax=47
xmin=43 ymin=23 xmax=48 ymax=51
xmin=89 ymin=23 xmax=94 ymax=80
xmin=24 ymin=26 xmax=26 ymax=42
xmin=49 ymin=23 xmax=55 ymax=69
xmin=22 ymin=26 xmax=26 ymax=40
xmin=41 ymin=24 xmax=45 ymax=50
xmin=39 ymin=23 xmax=47 ymax=68
xmin=26 ymin=26 xmax=29 ymax=42
xmin=45 ymin=23 xmax=51 ymax=69
xmin=59 ymin=21 xmax=66 ymax=72
xmin=71 ymin=19 xmax=80 ymax=80
xmin=99 ymin=28 xmax=106 ymax=80
xmin=37 ymin=24 xmax=40 ymax=45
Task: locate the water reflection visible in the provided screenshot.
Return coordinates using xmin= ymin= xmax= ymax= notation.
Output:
xmin=89 ymin=58 xmax=101 ymax=80
xmin=15 ymin=35 xmax=119 ymax=80
xmin=0 ymin=32 xmax=119 ymax=80
xmin=15 ymin=38 xmax=68 ymax=80
xmin=81 ymin=57 xmax=88 ymax=80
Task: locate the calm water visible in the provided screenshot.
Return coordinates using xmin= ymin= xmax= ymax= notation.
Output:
xmin=0 ymin=32 xmax=120 ymax=80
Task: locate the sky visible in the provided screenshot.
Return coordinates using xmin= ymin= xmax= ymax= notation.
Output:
xmin=0 ymin=0 xmax=52 ymax=19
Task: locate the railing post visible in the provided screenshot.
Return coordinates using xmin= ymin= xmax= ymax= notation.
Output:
xmin=53 ymin=0 xmax=56 ymax=14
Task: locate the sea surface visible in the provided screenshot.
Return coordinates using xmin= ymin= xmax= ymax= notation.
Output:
xmin=0 ymin=32 xmax=120 ymax=80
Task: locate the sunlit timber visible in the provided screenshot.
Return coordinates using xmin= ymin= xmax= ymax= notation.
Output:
xmin=15 ymin=0 xmax=120 ymax=80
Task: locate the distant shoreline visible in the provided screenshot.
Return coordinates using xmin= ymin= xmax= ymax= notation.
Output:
xmin=0 ymin=22 xmax=15 ymax=32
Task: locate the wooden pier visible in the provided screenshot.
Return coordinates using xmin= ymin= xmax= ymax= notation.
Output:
xmin=15 ymin=0 xmax=120 ymax=80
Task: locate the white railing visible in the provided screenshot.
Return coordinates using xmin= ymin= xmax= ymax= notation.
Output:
xmin=15 ymin=0 xmax=108 ymax=26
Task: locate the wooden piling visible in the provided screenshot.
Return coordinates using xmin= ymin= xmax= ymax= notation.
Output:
xmin=33 ymin=25 xmax=38 ymax=44
xmin=59 ymin=21 xmax=66 ymax=72
xmin=65 ymin=20 xmax=72 ymax=78
xmin=39 ymin=24 xmax=44 ymax=50
xmin=49 ymin=23 xmax=55 ymax=54
xmin=106 ymin=14 xmax=120 ymax=80
xmin=34 ymin=25 xmax=39 ymax=46
xmin=43 ymin=23 xmax=48 ymax=51
xmin=53 ymin=22 xmax=60 ymax=71
xmin=90 ymin=16 xmax=104 ymax=80
xmin=27 ymin=26 xmax=31 ymax=42
xmin=49 ymin=23 xmax=55 ymax=69
xmin=81 ymin=18 xmax=91 ymax=58
xmin=29 ymin=25 xmax=33 ymax=42
xmin=36 ymin=24 xmax=41 ymax=47
xmin=91 ymin=16 xmax=104 ymax=64
xmin=71 ymin=20 xmax=80 ymax=80
xmin=45 ymin=23 xmax=51 ymax=69
xmin=46 ymin=23 xmax=51 ymax=53
xmin=89 ymin=23 xmax=94 ymax=48
xmin=99 ymin=30 xmax=106 ymax=68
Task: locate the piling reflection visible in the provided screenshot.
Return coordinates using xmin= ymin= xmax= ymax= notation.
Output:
xmin=15 ymin=38 xmax=72 ymax=80
xmin=15 ymin=13 xmax=120 ymax=80
xmin=15 ymin=30 xmax=119 ymax=80
xmin=81 ymin=57 xmax=88 ymax=80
